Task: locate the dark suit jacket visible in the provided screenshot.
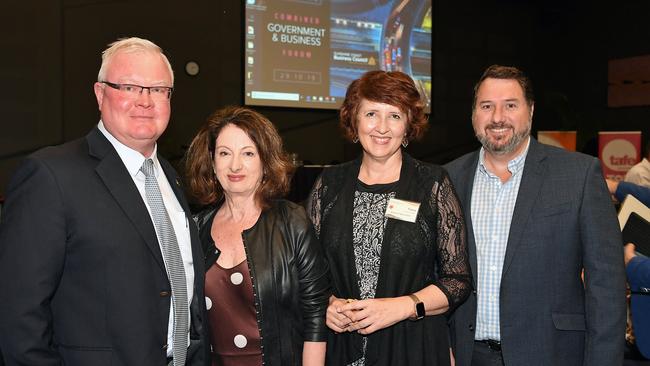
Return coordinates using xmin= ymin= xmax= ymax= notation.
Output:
xmin=0 ymin=128 xmax=209 ymax=366
xmin=444 ymin=138 xmax=626 ymax=366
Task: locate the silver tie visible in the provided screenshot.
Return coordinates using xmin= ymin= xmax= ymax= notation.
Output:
xmin=140 ymin=158 xmax=188 ymax=366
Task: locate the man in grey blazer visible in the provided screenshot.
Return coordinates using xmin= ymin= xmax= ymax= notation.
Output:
xmin=0 ymin=37 xmax=208 ymax=366
xmin=445 ymin=65 xmax=626 ymax=366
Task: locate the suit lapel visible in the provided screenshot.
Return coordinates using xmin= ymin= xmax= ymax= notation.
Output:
xmin=501 ymin=139 xmax=547 ymax=277
xmin=456 ymin=152 xmax=480 ymax=287
xmin=87 ymin=128 xmax=167 ymax=272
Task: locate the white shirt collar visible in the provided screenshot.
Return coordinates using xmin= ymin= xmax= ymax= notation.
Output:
xmin=97 ymin=120 xmax=160 ymax=178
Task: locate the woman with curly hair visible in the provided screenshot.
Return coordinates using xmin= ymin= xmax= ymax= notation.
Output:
xmin=186 ymin=106 xmax=330 ymax=366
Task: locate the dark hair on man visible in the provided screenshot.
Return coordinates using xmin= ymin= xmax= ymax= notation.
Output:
xmin=473 ymin=65 xmax=535 ymax=108
xmin=185 ymin=106 xmax=294 ymax=209
xmin=339 ymin=70 xmax=428 ymax=143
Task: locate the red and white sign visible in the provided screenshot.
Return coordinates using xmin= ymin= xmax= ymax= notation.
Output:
xmin=598 ymin=131 xmax=642 ymax=180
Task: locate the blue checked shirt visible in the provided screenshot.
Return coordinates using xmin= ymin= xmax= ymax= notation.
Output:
xmin=471 ymin=139 xmax=530 ymax=341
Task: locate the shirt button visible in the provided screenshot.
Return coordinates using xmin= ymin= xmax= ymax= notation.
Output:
xmin=489 ymin=265 xmax=497 ymax=272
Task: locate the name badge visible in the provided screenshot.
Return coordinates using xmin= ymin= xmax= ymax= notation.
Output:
xmin=385 ymin=198 xmax=420 ymax=223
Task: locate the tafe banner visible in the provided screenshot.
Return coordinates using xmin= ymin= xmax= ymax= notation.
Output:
xmin=599 ymin=131 xmax=642 ymax=180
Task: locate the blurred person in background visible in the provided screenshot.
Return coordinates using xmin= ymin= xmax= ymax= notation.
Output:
xmin=625 ymin=243 xmax=650 ymax=360
xmin=625 ymin=140 xmax=650 ymax=187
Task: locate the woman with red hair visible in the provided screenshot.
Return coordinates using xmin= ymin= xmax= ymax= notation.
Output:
xmin=306 ymin=71 xmax=471 ymax=365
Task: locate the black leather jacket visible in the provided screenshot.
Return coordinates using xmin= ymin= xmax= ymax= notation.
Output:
xmin=194 ymin=199 xmax=330 ymax=365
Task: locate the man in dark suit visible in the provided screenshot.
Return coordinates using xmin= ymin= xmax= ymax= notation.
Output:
xmin=445 ymin=65 xmax=626 ymax=366
xmin=0 ymin=37 xmax=208 ymax=366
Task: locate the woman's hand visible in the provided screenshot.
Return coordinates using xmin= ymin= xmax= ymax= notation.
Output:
xmin=337 ymin=296 xmax=412 ymax=335
xmin=302 ymin=341 xmax=326 ymax=366
xmin=326 ymin=295 xmax=356 ymax=333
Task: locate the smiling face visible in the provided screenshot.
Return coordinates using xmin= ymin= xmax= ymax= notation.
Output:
xmin=472 ymin=78 xmax=533 ymax=158
xmin=356 ymin=99 xmax=407 ymax=163
xmin=93 ymin=50 xmax=172 ymax=157
xmin=213 ymin=124 xmax=263 ymax=200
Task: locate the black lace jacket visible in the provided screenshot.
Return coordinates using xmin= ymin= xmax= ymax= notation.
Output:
xmin=305 ymin=153 xmax=472 ymax=366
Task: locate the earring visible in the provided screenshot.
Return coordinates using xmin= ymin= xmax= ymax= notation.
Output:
xmin=352 ymin=136 xmax=359 ymax=143
xmin=402 ymin=138 xmax=409 ymax=148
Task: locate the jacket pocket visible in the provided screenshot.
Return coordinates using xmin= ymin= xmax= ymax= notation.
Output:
xmin=552 ymin=312 xmax=586 ymax=331
xmin=536 ymin=202 xmax=571 ymax=217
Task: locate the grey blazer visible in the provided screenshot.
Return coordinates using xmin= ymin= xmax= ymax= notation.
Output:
xmin=444 ymin=138 xmax=626 ymax=366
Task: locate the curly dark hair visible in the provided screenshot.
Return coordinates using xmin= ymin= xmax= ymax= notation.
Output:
xmin=339 ymin=70 xmax=428 ymax=143
xmin=185 ymin=106 xmax=294 ymax=209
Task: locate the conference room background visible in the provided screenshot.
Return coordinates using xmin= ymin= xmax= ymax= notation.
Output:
xmin=1 ymin=1 xmax=650 ymax=196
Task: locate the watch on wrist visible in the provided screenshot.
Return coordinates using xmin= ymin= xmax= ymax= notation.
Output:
xmin=408 ymin=294 xmax=425 ymax=321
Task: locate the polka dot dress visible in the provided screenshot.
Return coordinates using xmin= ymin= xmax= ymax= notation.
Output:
xmin=205 ymin=259 xmax=262 ymax=366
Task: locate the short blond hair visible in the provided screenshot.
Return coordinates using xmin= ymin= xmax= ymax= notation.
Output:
xmin=97 ymin=37 xmax=174 ymax=84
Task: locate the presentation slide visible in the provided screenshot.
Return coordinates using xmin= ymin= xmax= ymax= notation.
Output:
xmin=244 ymin=0 xmax=432 ymax=111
